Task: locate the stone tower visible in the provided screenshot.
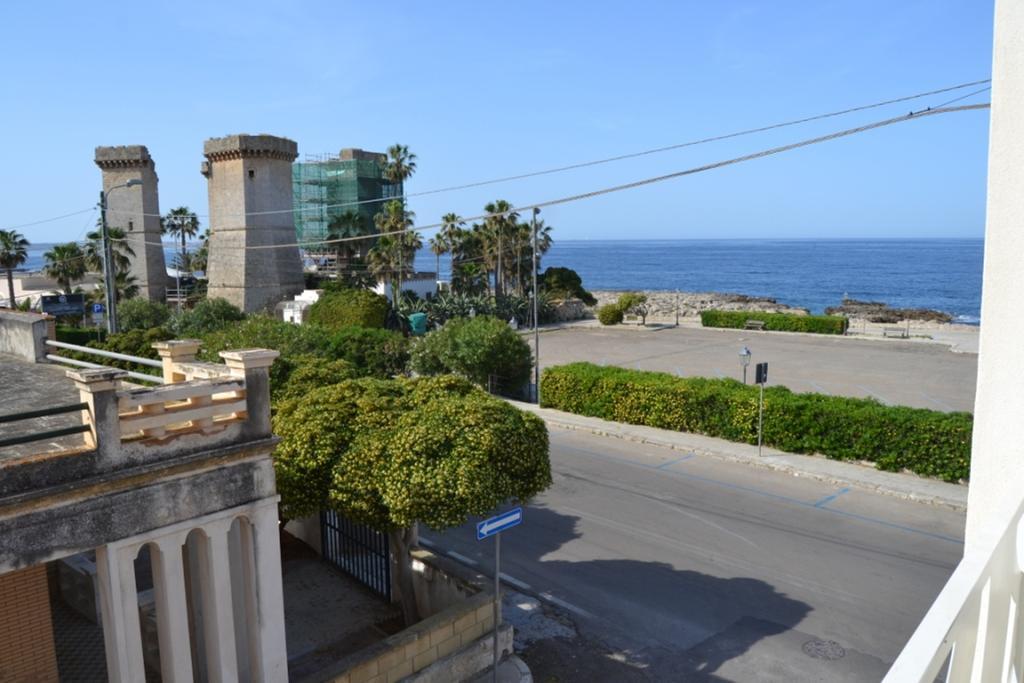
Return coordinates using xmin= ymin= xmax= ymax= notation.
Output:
xmin=94 ymin=146 xmax=167 ymax=302
xmin=201 ymin=134 xmax=304 ymax=313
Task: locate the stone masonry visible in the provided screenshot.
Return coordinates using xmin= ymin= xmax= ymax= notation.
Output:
xmin=94 ymin=146 xmax=167 ymax=302
xmin=201 ymin=134 xmax=304 ymax=313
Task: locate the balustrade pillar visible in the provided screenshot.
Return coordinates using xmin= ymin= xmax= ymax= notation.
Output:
xmin=152 ymin=536 xmax=194 ymax=682
xmin=67 ymin=368 xmax=126 ymax=465
xmin=95 ymin=544 xmax=146 ymax=682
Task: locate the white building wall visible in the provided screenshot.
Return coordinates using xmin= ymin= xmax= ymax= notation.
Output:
xmin=965 ymin=0 xmax=1024 ymax=549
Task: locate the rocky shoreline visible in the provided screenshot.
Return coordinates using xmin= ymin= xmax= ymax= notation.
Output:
xmin=589 ymin=290 xmax=960 ymax=325
xmin=590 ymin=290 xmax=810 ymax=319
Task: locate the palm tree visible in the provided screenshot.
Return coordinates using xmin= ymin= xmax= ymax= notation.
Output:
xmin=43 ymin=242 xmax=87 ymax=294
xmin=327 ymin=209 xmax=366 ymax=275
xmin=382 ymin=144 xmax=417 ymax=200
xmin=92 ymin=270 xmax=139 ymax=305
xmin=435 ymin=213 xmax=465 ymax=280
xmin=84 ymin=223 xmax=135 ymax=274
xmin=0 ymin=230 xmax=29 ymax=308
xmin=192 ymin=228 xmax=211 ymax=273
xmin=163 ymin=206 xmax=200 ymax=258
xmin=371 ymin=200 xmax=419 ymax=299
xmin=483 ymin=200 xmax=519 ymax=298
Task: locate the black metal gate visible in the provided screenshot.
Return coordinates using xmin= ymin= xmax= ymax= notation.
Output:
xmin=320 ymin=510 xmax=392 ymax=600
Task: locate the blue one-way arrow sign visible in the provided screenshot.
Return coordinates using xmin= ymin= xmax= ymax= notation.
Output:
xmin=476 ymin=507 xmax=523 ymax=540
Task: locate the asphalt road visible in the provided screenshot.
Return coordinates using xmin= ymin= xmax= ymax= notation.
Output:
xmin=529 ymin=325 xmax=977 ymax=412
xmin=422 ymin=428 xmax=965 ymax=682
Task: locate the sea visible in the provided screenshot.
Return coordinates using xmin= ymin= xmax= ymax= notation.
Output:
xmin=23 ymin=238 xmax=984 ymax=323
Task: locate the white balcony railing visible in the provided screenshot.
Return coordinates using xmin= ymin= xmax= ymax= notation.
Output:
xmin=885 ymin=499 xmax=1024 ymax=682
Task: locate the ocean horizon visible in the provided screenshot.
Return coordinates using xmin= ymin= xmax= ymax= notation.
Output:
xmin=21 ymin=237 xmax=984 ymax=323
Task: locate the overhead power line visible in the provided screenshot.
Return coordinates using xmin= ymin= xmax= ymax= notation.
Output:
xmin=107 ymin=103 xmax=987 ymax=253
xmin=101 ymin=78 xmax=991 ymax=222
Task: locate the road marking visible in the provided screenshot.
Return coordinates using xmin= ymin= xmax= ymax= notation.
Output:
xmin=857 ymin=384 xmax=892 ymax=405
xmin=499 ymin=573 xmax=531 ymax=590
xmin=448 ymin=551 xmax=478 ymax=566
xmin=656 ymin=454 xmax=694 ymax=469
xmin=920 ymin=392 xmax=956 ymax=412
xmin=555 ymin=441 xmax=963 ymax=545
xmin=539 ymin=592 xmax=594 ymax=619
xmin=813 ymin=487 xmax=851 ymax=508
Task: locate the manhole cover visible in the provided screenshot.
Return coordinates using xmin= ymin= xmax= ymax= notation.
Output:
xmin=802 ymin=639 xmax=846 ymax=660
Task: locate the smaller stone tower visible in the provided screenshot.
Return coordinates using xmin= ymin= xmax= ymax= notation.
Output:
xmin=94 ymin=146 xmax=167 ymax=302
xmin=202 ymin=134 xmax=304 ymax=313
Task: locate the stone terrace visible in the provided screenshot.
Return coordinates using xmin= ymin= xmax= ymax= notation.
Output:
xmin=0 ymin=353 xmax=81 ymax=459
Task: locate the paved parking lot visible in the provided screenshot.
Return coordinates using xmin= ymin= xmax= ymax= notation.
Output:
xmin=530 ymin=325 xmax=978 ymax=412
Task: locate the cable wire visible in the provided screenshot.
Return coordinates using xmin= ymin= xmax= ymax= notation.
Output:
xmin=101 ymin=78 xmax=992 ymax=222
xmin=113 ymin=102 xmax=984 ymax=251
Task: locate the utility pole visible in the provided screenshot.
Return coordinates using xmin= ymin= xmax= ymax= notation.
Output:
xmin=532 ymin=207 xmax=540 ymax=403
xmin=99 ymin=190 xmax=118 ymax=334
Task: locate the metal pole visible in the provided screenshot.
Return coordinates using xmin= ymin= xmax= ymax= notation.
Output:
xmin=532 ymin=207 xmax=540 ymax=404
xmin=99 ymin=191 xmax=118 ymax=334
xmin=743 ymin=366 xmax=747 ymax=385
xmin=758 ymin=382 xmax=764 ymax=457
xmin=493 ymin=532 xmax=501 ymax=683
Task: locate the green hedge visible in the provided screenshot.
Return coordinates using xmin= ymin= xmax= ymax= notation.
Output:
xmin=700 ymin=309 xmax=848 ymax=335
xmin=540 ymin=363 xmax=972 ymax=482
xmin=56 ymin=325 xmax=106 ymax=346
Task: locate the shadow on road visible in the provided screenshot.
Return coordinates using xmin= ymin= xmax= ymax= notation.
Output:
xmin=472 ymin=505 xmax=814 ymax=681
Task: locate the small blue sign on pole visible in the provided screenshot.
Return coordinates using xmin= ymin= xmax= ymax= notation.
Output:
xmin=92 ymin=303 xmax=105 ymax=314
xmin=476 ymin=507 xmax=523 ymax=541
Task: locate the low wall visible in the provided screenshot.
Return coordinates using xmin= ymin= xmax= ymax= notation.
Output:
xmin=306 ymin=548 xmax=512 ymax=683
xmin=0 ymin=310 xmax=49 ymax=361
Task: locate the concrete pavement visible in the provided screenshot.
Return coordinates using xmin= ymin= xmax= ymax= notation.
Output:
xmin=422 ymin=428 xmax=965 ymax=681
xmin=527 ymin=324 xmax=978 ymax=412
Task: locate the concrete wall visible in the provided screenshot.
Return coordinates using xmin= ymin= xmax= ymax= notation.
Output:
xmin=94 ymin=146 xmax=168 ymax=302
xmin=0 ymin=565 xmax=59 ymax=681
xmin=0 ymin=310 xmax=48 ymax=361
xmin=965 ymin=0 xmax=1024 ymax=549
xmin=309 ymin=583 xmax=509 ymax=683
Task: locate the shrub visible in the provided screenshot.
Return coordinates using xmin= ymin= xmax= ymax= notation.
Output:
xmin=597 ymin=304 xmax=624 ymax=325
xmin=56 ymin=325 xmax=106 ymax=346
xmin=199 ymin=315 xmax=331 ymax=390
xmin=540 ymin=363 xmax=972 ymax=482
xmin=308 ymin=287 xmax=389 ymax=331
xmin=169 ymin=297 xmax=246 ymax=337
xmin=277 ymin=355 xmax=355 ymax=401
xmin=411 ymin=316 xmax=532 ymax=391
xmin=540 ymin=267 xmax=597 ymax=306
xmin=327 ymin=326 xmax=410 ymax=379
xmin=118 ymin=298 xmax=171 ymax=332
xmin=700 ymin=310 xmax=848 ymax=335
xmin=71 ymin=327 xmax=173 ymax=377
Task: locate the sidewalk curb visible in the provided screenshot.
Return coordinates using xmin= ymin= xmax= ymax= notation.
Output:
xmin=508 ymin=401 xmax=968 ymax=512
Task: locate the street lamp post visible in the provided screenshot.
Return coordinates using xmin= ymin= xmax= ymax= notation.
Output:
xmin=98 ymin=179 xmax=141 ymax=334
xmin=739 ymin=346 xmax=752 ymax=384
xmin=532 ymin=207 xmax=540 ymax=404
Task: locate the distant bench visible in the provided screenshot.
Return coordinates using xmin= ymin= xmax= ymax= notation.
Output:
xmin=883 ymin=326 xmax=908 ymax=338
xmin=744 ymin=319 xmax=766 ymax=331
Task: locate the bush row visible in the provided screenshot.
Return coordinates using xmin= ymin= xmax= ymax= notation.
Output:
xmin=540 ymin=363 xmax=972 ymax=482
xmin=700 ymin=309 xmax=848 ymax=335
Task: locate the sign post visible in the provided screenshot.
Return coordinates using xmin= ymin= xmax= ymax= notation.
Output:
xmin=476 ymin=507 xmax=523 ymax=682
xmin=755 ymin=362 xmax=768 ymax=456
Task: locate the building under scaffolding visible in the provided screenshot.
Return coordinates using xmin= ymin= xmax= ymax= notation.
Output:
xmin=292 ymin=148 xmax=398 ymax=275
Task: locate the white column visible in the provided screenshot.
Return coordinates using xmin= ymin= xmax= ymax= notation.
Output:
xmin=198 ymin=522 xmax=239 ymax=682
xmin=251 ymin=503 xmax=289 ymax=682
xmin=96 ymin=544 xmax=146 ymax=682
xmin=966 ymin=0 xmax=1024 ymax=548
xmin=152 ymin=536 xmax=195 ymax=682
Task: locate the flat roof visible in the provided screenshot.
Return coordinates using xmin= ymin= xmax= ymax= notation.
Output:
xmin=0 ymin=354 xmax=83 ymax=460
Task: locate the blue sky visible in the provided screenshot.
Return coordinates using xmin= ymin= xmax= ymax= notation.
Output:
xmin=0 ymin=1 xmax=994 ymax=243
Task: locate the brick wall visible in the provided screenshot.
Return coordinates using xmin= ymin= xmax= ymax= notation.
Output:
xmin=0 ymin=565 xmax=59 ymax=682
